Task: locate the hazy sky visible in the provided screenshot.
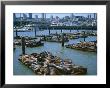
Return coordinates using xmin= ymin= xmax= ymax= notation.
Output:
xmin=15 ymin=13 xmax=96 ymax=18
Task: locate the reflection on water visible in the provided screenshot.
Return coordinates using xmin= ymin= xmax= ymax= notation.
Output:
xmin=13 ymin=30 xmax=97 ymax=75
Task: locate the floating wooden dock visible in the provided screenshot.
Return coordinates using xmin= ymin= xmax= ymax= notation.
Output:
xmin=18 ymin=51 xmax=87 ymax=75
xmin=14 ymin=37 xmax=44 ymax=48
xmin=65 ymin=41 xmax=97 ymax=52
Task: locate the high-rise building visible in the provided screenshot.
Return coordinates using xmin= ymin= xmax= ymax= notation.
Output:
xmin=44 ymin=13 xmax=46 ymax=19
xmin=42 ymin=13 xmax=44 ymax=19
xmin=42 ymin=13 xmax=46 ymax=21
xmin=55 ymin=16 xmax=59 ymax=22
xmin=35 ymin=15 xmax=38 ymax=19
xmin=23 ymin=13 xmax=27 ymax=20
xmin=56 ymin=16 xmax=59 ymax=19
xmin=35 ymin=15 xmax=38 ymax=21
xmin=29 ymin=13 xmax=32 ymax=19
xmin=50 ymin=15 xmax=53 ymax=21
xmin=94 ymin=13 xmax=97 ymax=19
xmin=88 ymin=15 xmax=89 ymax=18
xmin=88 ymin=14 xmax=91 ymax=19
xmin=70 ymin=13 xmax=74 ymax=19
xmin=20 ymin=13 xmax=22 ymax=20
xmin=90 ymin=14 xmax=91 ymax=19
xmin=95 ymin=14 xmax=97 ymax=19
xmin=13 ymin=13 xmax=16 ymax=21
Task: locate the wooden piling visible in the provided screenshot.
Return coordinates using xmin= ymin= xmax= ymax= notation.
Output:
xmin=16 ymin=29 xmax=18 ymax=37
xmin=14 ymin=44 xmax=16 ymax=51
xmin=84 ymin=37 xmax=85 ymax=41
xmin=44 ymin=35 xmax=46 ymax=41
xmin=62 ymin=33 xmax=64 ymax=47
xmin=49 ymin=28 xmax=50 ymax=35
xmin=21 ymin=37 xmax=25 ymax=54
xmin=35 ymin=27 xmax=36 ymax=37
xmin=47 ymin=64 xmax=50 ymax=75
xmin=77 ymin=26 xmax=79 ymax=32
xmin=70 ymin=29 xmax=71 ymax=32
xmin=83 ymin=31 xmax=86 ymax=41
xmin=61 ymin=29 xmax=62 ymax=33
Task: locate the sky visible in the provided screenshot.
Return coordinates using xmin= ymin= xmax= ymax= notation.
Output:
xmin=15 ymin=13 xmax=96 ymax=18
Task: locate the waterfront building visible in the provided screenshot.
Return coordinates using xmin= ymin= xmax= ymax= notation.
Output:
xmin=51 ymin=21 xmax=58 ymax=26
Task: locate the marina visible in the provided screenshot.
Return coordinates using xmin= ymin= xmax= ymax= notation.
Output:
xmin=13 ymin=29 xmax=97 ymax=75
xmin=13 ymin=13 xmax=97 ymax=75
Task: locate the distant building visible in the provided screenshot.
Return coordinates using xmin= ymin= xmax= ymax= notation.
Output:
xmin=50 ymin=15 xmax=53 ymax=21
xmin=23 ymin=13 xmax=27 ymax=20
xmin=29 ymin=13 xmax=32 ymax=19
xmin=51 ymin=21 xmax=58 ymax=26
xmin=42 ymin=13 xmax=46 ymax=20
xmin=44 ymin=13 xmax=46 ymax=19
xmin=65 ymin=16 xmax=70 ymax=20
xmin=19 ymin=13 xmax=22 ymax=20
xmin=70 ymin=13 xmax=74 ymax=20
xmin=94 ymin=13 xmax=97 ymax=19
xmin=13 ymin=13 xmax=16 ymax=21
xmin=35 ymin=15 xmax=38 ymax=21
xmin=42 ymin=13 xmax=44 ymax=19
xmin=88 ymin=15 xmax=89 ymax=18
xmin=87 ymin=14 xmax=93 ymax=19
xmin=55 ymin=16 xmax=59 ymax=22
xmin=88 ymin=14 xmax=91 ymax=19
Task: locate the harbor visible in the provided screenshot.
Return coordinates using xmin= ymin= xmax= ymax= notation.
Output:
xmin=13 ymin=13 xmax=97 ymax=75
xmin=13 ymin=29 xmax=97 ymax=75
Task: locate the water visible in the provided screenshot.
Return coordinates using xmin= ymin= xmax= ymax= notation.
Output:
xmin=13 ymin=29 xmax=97 ymax=75
xmin=14 ymin=29 xmax=96 ymax=37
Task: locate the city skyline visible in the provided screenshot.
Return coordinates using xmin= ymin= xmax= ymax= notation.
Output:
xmin=15 ymin=13 xmax=96 ymax=19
